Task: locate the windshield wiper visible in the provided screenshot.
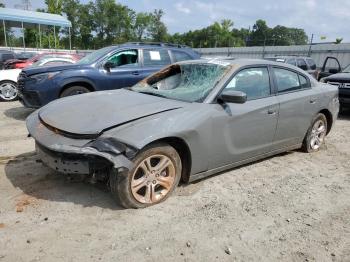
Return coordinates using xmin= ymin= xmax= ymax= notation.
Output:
xmin=138 ymin=91 xmax=167 ymax=98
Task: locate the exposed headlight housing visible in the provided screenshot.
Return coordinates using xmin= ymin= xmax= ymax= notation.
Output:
xmin=31 ymin=71 xmax=60 ymax=82
xmin=319 ymin=78 xmax=326 ymax=83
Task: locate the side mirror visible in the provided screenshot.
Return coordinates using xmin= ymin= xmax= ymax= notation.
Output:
xmin=329 ymin=68 xmax=339 ymax=74
xmin=218 ymin=90 xmax=247 ymax=104
xmin=104 ymin=61 xmax=114 ymax=72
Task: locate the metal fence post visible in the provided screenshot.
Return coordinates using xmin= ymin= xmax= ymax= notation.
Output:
xmin=2 ymin=20 xmax=7 ymax=47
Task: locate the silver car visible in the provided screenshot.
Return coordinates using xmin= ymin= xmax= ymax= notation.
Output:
xmin=26 ymin=59 xmax=339 ymax=208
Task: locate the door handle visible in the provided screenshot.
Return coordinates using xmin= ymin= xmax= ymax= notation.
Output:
xmin=267 ymin=109 xmax=276 ymax=115
xmin=131 ymin=71 xmax=140 ymax=76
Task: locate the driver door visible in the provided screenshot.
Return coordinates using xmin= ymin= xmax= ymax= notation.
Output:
xmin=209 ymin=67 xmax=279 ymax=169
xmin=101 ymin=49 xmax=144 ymax=90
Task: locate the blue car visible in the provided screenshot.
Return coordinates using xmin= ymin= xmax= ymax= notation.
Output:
xmin=17 ymin=42 xmax=200 ymax=108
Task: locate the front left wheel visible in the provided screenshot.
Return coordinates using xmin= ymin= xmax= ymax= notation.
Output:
xmin=60 ymin=86 xmax=90 ymax=98
xmin=110 ymin=143 xmax=182 ymax=209
xmin=0 ymin=80 xmax=18 ymax=101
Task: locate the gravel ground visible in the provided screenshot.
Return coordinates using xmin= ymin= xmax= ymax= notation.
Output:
xmin=0 ymin=101 xmax=349 ymax=262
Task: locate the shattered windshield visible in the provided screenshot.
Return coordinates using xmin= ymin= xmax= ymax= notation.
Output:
xmin=343 ymin=64 xmax=350 ymax=73
xmin=131 ymin=63 xmax=228 ymax=102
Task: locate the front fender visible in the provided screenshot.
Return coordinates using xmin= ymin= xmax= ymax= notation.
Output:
xmin=101 ymin=107 xmax=214 ymax=175
xmin=57 ymin=74 xmax=97 ymax=91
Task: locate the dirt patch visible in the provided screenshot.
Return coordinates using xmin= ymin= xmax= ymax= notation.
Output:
xmin=15 ymin=194 xmax=38 ymax=212
xmin=0 ymin=101 xmax=349 ymax=262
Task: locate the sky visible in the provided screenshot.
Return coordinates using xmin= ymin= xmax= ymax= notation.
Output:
xmin=2 ymin=0 xmax=350 ymax=42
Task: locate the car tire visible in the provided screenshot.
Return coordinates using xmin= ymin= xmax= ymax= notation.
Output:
xmin=110 ymin=143 xmax=182 ymax=209
xmin=302 ymin=113 xmax=328 ymax=153
xmin=60 ymin=86 xmax=90 ymax=97
xmin=0 ymin=80 xmax=18 ymax=101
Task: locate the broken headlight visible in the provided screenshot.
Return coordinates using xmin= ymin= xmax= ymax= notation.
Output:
xmin=84 ymin=137 xmax=137 ymax=158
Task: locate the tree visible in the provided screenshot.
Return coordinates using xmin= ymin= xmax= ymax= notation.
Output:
xmin=335 ymin=38 xmax=343 ymax=44
xmin=45 ymin=0 xmax=62 ymax=14
xmin=34 ymin=1 xmax=309 ymax=49
xmin=134 ymin=12 xmax=152 ymax=41
xmin=149 ymin=9 xmax=167 ymax=42
xmin=61 ymin=0 xmax=80 ymax=48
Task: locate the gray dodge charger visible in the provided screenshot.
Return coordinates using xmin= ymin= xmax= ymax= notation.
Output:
xmin=26 ymin=59 xmax=339 ymax=208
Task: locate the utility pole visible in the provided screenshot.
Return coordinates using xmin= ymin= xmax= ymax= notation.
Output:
xmin=308 ymin=33 xmax=314 ymax=57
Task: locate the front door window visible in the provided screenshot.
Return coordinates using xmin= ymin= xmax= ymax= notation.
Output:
xmin=107 ymin=49 xmax=139 ymax=68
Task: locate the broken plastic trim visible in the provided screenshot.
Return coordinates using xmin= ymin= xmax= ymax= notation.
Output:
xmin=84 ymin=137 xmax=138 ymax=159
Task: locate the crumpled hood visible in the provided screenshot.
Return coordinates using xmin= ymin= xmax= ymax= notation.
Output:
xmin=38 ymin=89 xmax=185 ymax=136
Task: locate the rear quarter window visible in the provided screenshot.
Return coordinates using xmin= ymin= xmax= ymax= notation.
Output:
xmin=172 ymin=50 xmax=192 ymax=62
xmin=299 ymin=74 xmax=310 ymax=89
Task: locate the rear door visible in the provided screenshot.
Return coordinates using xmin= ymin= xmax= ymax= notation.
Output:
xmin=139 ymin=48 xmax=172 ymax=79
xmin=271 ymin=67 xmax=317 ymax=149
xmin=209 ymin=66 xmax=279 ymax=169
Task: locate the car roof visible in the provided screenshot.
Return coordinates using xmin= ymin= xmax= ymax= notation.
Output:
xmin=114 ymin=42 xmax=196 ymax=52
xmin=266 ymin=56 xmax=313 ymax=59
xmin=176 ymin=58 xmax=311 ymax=75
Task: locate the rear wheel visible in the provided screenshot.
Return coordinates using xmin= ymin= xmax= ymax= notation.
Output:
xmin=302 ymin=113 xmax=328 ymax=153
xmin=110 ymin=143 xmax=182 ymax=208
xmin=0 ymin=80 xmax=18 ymax=101
xmin=60 ymin=86 xmax=90 ymax=98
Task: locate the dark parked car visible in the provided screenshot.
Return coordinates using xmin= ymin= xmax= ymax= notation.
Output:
xmin=0 ymin=50 xmax=15 ymax=69
xmin=4 ymin=51 xmax=38 ymax=69
xmin=18 ymin=43 xmax=200 ymax=108
xmin=10 ymin=52 xmax=82 ymax=69
xmin=265 ymin=56 xmax=318 ymax=79
xmin=27 ymin=59 xmax=339 ymax=208
xmin=321 ymin=63 xmax=350 ymax=110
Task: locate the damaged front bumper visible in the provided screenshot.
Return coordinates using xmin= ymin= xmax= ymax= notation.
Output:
xmin=27 ymin=111 xmax=134 ymax=175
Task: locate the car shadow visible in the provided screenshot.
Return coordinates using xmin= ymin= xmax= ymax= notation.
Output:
xmin=189 ymin=151 xmax=293 ymax=184
xmin=4 ymin=106 xmax=35 ymax=121
xmin=4 ymin=152 xmax=124 ymax=210
xmin=338 ymin=108 xmax=350 ymax=120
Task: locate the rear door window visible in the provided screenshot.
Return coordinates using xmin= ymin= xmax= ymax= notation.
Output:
xmin=274 ymin=68 xmax=301 ymax=93
xmin=306 ymin=59 xmax=317 ymax=70
xmin=297 ymin=59 xmax=308 ymax=70
xmin=143 ymin=49 xmax=171 ymax=66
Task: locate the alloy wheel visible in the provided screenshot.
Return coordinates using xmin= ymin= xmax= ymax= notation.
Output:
xmin=0 ymin=82 xmax=18 ymax=101
xmin=131 ymin=154 xmax=176 ymax=204
xmin=310 ymin=119 xmax=326 ymax=150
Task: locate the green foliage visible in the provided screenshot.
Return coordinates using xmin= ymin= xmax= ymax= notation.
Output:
xmin=3 ymin=1 xmax=310 ymax=49
xmin=247 ymin=20 xmax=308 ymax=46
xmin=335 ymin=38 xmax=343 ymax=44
